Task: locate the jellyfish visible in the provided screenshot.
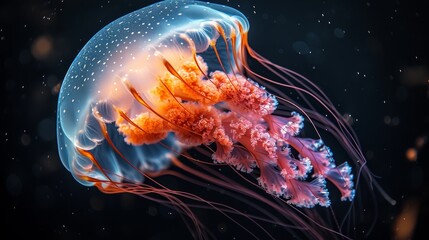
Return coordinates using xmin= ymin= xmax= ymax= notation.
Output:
xmin=56 ymin=0 xmax=394 ymax=239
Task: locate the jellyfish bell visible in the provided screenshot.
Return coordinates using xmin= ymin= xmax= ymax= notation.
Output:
xmin=57 ymin=0 xmax=250 ymax=185
xmin=57 ymin=0 xmax=394 ymax=239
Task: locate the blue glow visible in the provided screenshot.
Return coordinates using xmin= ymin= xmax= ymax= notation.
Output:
xmin=57 ymin=0 xmax=249 ymax=186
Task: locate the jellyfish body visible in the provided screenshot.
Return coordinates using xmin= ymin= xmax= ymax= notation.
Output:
xmin=57 ymin=0 xmax=383 ymax=239
xmin=57 ymin=0 xmax=248 ymax=186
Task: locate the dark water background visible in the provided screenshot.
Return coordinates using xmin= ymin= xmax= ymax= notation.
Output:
xmin=2 ymin=0 xmax=428 ymax=239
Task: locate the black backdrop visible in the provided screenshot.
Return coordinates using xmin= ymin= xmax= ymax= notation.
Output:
xmin=2 ymin=0 xmax=428 ymax=239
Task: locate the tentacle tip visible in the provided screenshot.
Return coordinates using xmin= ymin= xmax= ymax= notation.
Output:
xmin=341 ymin=189 xmax=356 ymax=201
